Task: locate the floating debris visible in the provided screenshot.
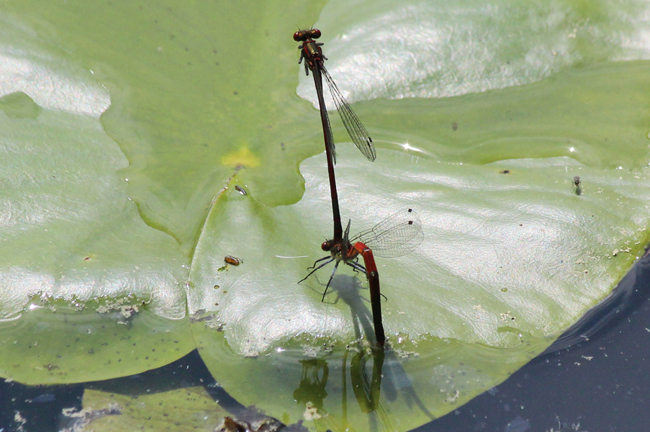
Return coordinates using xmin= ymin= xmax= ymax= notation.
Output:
xmin=217 ymin=416 xmax=285 ymax=432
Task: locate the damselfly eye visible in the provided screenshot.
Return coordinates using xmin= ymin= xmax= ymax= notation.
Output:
xmin=321 ymin=240 xmax=334 ymax=252
xmin=309 ymin=29 xmax=321 ymax=39
xmin=293 ymin=31 xmax=305 ymax=42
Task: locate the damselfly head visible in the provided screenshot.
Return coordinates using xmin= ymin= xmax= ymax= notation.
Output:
xmin=321 ymin=240 xmax=335 ymax=252
xmin=293 ymin=28 xmax=321 ymax=42
xmin=293 ymin=31 xmax=306 ymax=42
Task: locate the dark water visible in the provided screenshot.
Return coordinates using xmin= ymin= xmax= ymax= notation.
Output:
xmin=1 ymin=253 xmax=649 ymax=432
xmin=420 ymin=251 xmax=650 ymax=432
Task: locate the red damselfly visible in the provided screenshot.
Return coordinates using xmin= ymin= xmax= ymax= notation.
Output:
xmin=294 ymin=28 xmax=375 ymax=241
xmin=299 ymin=208 xmax=424 ymax=345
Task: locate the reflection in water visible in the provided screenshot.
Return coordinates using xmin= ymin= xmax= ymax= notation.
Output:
xmin=293 ymin=359 xmax=329 ymax=411
xmin=293 ymin=347 xmax=386 ymax=422
xmin=294 ymin=273 xmax=385 ymax=419
xmin=347 ymin=348 xmax=384 ymax=413
xmin=294 ymin=272 xmax=388 ymax=418
xmin=291 ymin=274 xmax=435 ymax=427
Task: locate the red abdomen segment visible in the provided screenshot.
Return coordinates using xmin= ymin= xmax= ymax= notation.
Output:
xmin=353 ymin=242 xmax=386 ymax=345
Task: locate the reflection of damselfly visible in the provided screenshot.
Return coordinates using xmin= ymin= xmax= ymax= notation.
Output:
xmin=299 ymin=208 xmax=424 ymax=345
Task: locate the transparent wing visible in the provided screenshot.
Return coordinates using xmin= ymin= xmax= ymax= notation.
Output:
xmin=321 ymin=65 xmax=376 ymax=162
xmin=351 ymin=208 xmax=423 ymax=258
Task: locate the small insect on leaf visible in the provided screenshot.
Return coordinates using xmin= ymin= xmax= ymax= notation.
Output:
xmin=224 ymin=256 xmax=242 ymax=266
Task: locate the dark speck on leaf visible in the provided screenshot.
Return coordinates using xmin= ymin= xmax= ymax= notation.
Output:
xmin=573 ymin=176 xmax=582 ymax=196
xmin=500 ymin=170 xmax=510 ymax=174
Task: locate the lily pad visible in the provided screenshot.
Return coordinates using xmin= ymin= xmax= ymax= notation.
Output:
xmin=190 ymin=142 xmax=650 ymax=430
xmin=65 ymin=387 xmax=228 ymax=431
xmin=1 ymin=0 xmax=650 ymax=431
xmin=0 ymin=11 xmax=193 ymax=383
xmin=0 ymin=298 xmax=195 ymax=385
xmin=187 ymin=19 xmax=650 ymax=430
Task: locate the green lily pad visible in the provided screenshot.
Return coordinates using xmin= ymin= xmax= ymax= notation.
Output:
xmin=0 ymin=298 xmax=194 ymax=385
xmin=190 ymin=140 xmax=650 ymax=430
xmin=0 ymin=12 xmax=193 ymax=383
xmin=67 ymin=387 xmax=228 ymax=431
xmin=1 ymin=0 xmax=650 ymax=431
xmin=188 ymin=42 xmax=650 ymax=431
xmin=0 ymin=0 xmax=334 ymax=385
xmin=306 ymin=0 xmax=650 ymax=102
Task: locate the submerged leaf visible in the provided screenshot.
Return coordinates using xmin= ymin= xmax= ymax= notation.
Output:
xmin=68 ymin=387 xmax=228 ymax=431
